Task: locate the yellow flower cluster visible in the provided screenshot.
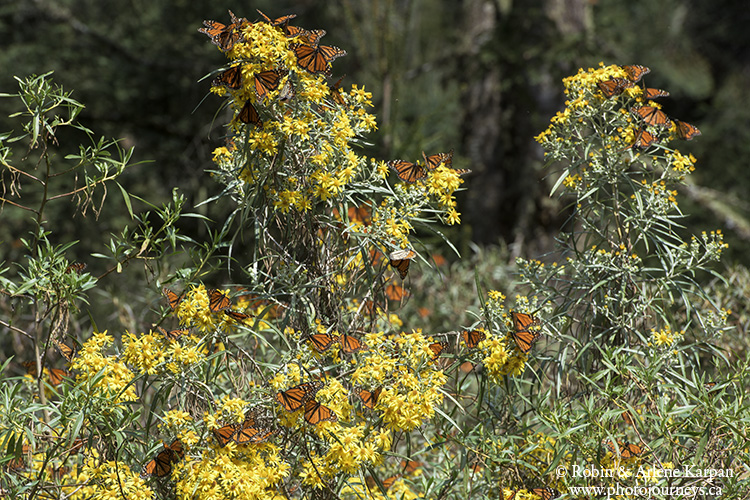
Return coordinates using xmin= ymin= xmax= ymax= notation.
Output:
xmin=70 ymin=331 xmax=137 ymax=404
xmin=68 ymin=459 xmax=152 ymax=500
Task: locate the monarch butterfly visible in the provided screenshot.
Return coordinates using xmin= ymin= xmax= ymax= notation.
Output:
xmin=365 ymin=474 xmax=399 ymax=491
xmin=400 ymin=459 xmax=423 ymax=474
xmin=224 ymin=309 xmax=250 ymax=322
xmin=309 ymin=333 xmax=338 ymax=352
xmin=357 ymin=387 xmax=382 ymax=409
xmin=606 ymin=440 xmax=643 ymax=458
xmin=597 ymin=77 xmax=634 ymax=98
xmin=532 ymin=487 xmax=560 ymax=500
xmin=622 ymin=410 xmax=635 ymax=426
xmin=233 ymin=415 xmax=276 ymax=445
xmin=303 ymin=398 xmax=338 ymax=424
xmin=53 ymin=339 xmax=77 ymax=362
xmin=631 ymin=128 xmax=658 ymax=148
xmin=387 ymin=159 xmax=428 ymax=183
xmin=238 ymin=100 xmax=262 ymax=126
xmin=347 ymin=201 xmax=372 ymax=225
xmin=141 ymin=440 xmax=183 ymax=478
xmin=212 ymin=65 xmax=243 ymax=90
xmin=339 ymin=333 xmax=366 ymax=353
xmin=208 ymin=289 xmax=232 ymax=312
xmin=162 ymin=287 xmax=183 ymax=310
xmin=328 ymin=75 xmax=347 ymax=107
xmin=422 ymin=150 xmax=454 ymax=170
xmin=510 ymin=311 xmax=541 ymax=353
xmin=23 ymin=362 xmax=69 ymax=386
xmin=389 ymin=249 xmax=416 ymax=279
xmin=256 ymin=9 xmax=297 ymax=27
xmin=385 ymin=283 xmax=408 ymax=301
xmin=291 ymin=29 xmax=327 ymax=47
xmin=674 ymin=120 xmax=701 ymax=140
xmin=622 ymin=64 xmax=650 ymax=82
xmin=254 ymin=70 xmax=284 ymax=101
xmin=65 ymin=262 xmax=87 ymax=274
xmin=632 ymin=105 xmax=671 ymax=128
xmin=275 ymin=381 xmax=322 ymax=412
xmin=213 ymin=423 xmax=240 ymax=447
xmin=294 ymin=43 xmax=347 ymax=75
xmin=157 ymin=326 xmax=187 ymax=341
xmin=643 ymin=88 xmax=670 ymax=100
xmin=199 ymin=10 xmax=244 ymax=51
xmin=462 ymin=329 xmax=486 ymax=349
xmin=428 ymin=341 xmax=449 ymax=360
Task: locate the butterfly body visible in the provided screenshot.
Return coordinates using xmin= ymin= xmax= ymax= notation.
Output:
xmin=632 ymin=105 xmax=671 ymax=128
xmin=462 ymin=329 xmax=486 ymax=349
xmin=510 ymin=311 xmax=541 ymax=353
xmin=622 ymin=64 xmax=650 ymax=82
xmin=389 ymin=249 xmax=416 ymax=279
xmin=275 ymin=381 xmax=323 ymax=412
xmin=141 ymin=439 xmax=183 ymax=478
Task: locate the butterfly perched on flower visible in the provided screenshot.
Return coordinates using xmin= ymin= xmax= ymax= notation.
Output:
xmin=532 ymin=487 xmax=560 ymax=500
xmin=428 ymin=341 xmax=450 ymax=360
xmin=238 ymin=100 xmax=262 ymax=126
xmin=631 ymin=128 xmax=658 ymax=149
xmin=208 ymin=289 xmax=232 ymax=312
xmin=462 ymin=329 xmax=486 ymax=349
xmin=387 ymin=158 xmax=429 ymax=183
xmin=214 ymin=410 xmax=276 ymax=446
xmin=622 ymin=64 xmax=650 ymax=82
xmin=673 ymin=120 xmax=701 ymax=140
xmin=162 ymin=287 xmax=183 ymax=311
xmin=304 ymin=398 xmax=338 ymax=424
xmin=597 ymin=77 xmax=635 ymax=98
xmin=256 ymin=9 xmax=297 ymax=27
xmin=357 ymin=387 xmax=382 ymax=410
xmin=510 ymin=311 xmax=541 ymax=353
xmin=275 ymin=381 xmax=323 ymax=412
xmin=212 ymin=65 xmax=243 ymax=90
xmin=53 ymin=339 xmax=77 ymax=362
xmin=339 ymin=333 xmax=366 ymax=353
xmin=294 ymin=43 xmax=347 ymax=75
xmin=23 ymin=361 xmax=69 ymax=386
xmin=199 ymin=10 xmax=245 ymax=51
xmin=309 ymin=333 xmax=338 ymax=352
xmin=254 ymin=70 xmax=285 ymax=101
xmin=389 ymin=249 xmax=416 ymax=279
xmin=224 ymin=310 xmax=250 ymax=322
xmin=631 ymin=105 xmax=671 ymax=128
xmin=141 ymin=440 xmax=183 ymax=478
xmin=157 ymin=326 xmax=187 ymax=341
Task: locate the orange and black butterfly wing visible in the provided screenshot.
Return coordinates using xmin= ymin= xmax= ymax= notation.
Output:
xmin=387 ymin=159 xmax=426 ymax=183
xmin=254 ymin=70 xmax=283 ymax=101
xmin=622 ymin=64 xmax=650 ymax=82
xmin=511 ymin=311 xmax=539 ymax=331
xmin=511 ymin=329 xmax=540 ymax=353
xmin=238 ymin=101 xmax=262 ymax=126
xmin=162 ymin=287 xmax=183 ymax=310
xmin=422 ymin=150 xmax=454 ymax=170
xmin=47 ymin=368 xmax=69 ymax=386
xmin=389 ymin=249 xmax=416 ymax=279
xmin=428 ymin=341 xmax=449 ymax=360
xmin=294 ymin=44 xmax=346 ymax=75
xmin=256 ymin=9 xmax=297 ymax=27
xmin=53 ymin=339 xmax=77 ymax=362
xmin=339 ymin=334 xmax=366 ymax=353
xmin=167 ymin=439 xmax=184 ymax=460
xmin=620 ymin=442 xmax=643 ymax=458
xmin=309 ymin=333 xmax=338 ymax=352
xmin=141 ymin=448 xmax=175 ymax=478
xmin=224 ymin=310 xmax=250 ymax=322
xmin=632 ymin=105 xmax=671 ymax=127
xmin=212 ymin=66 xmax=243 ymax=90
xmin=643 ymin=88 xmax=669 ymax=99
xmin=510 ymin=311 xmax=541 ymax=353
xmin=208 ymin=289 xmax=232 ymax=312
xmin=358 ymin=387 xmax=382 ymax=409
xmin=632 ymin=128 xmax=658 ymax=148
xmin=532 ymin=487 xmax=560 ymax=500
xmin=233 ymin=419 xmax=275 ymax=445
xmin=597 ymin=78 xmax=633 ymax=98
xmin=212 ymin=424 xmax=239 ymax=447
xmin=275 ymin=382 xmax=322 ymax=412
xmin=462 ymin=329 xmax=486 ymax=349
xmin=674 ymin=120 xmax=701 ymax=140
xmin=304 ymin=399 xmax=338 ymax=424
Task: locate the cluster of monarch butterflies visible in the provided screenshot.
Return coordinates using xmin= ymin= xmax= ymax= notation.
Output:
xmin=212 ymin=408 xmax=278 ymax=447
xmin=462 ymin=311 xmax=541 ymax=353
xmin=162 ymin=287 xmax=251 ymax=323
xmin=200 ymin=10 xmax=347 ymax=128
xmin=387 ymin=149 xmax=469 ymax=184
xmin=596 ymin=64 xmax=701 ymax=148
xmin=274 ymin=380 xmax=385 ymax=426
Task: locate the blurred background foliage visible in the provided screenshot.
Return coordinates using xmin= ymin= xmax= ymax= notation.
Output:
xmin=0 ymin=0 xmax=748 ymax=338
